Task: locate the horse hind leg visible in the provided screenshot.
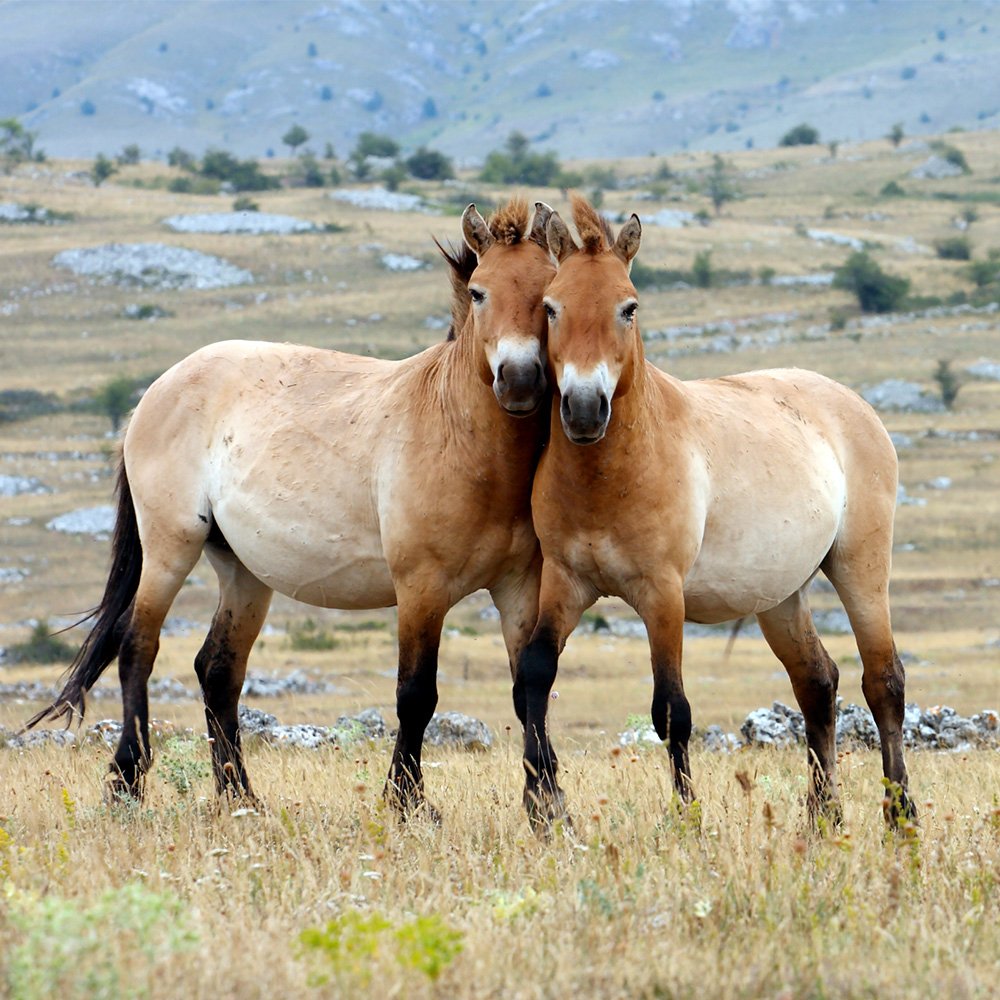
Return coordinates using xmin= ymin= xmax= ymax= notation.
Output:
xmin=196 ymin=548 xmax=273 ymax=803
xmin=822 ymin=544 xmax=915 ymax=828
xmin=109 ymin=546 xmax=204 ymax=801
xmin=757 ymin=589 xmax=842 ymax=828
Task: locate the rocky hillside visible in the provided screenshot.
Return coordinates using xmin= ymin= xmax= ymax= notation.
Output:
xmin=4 ymin=0 xmax=1000 ymax=161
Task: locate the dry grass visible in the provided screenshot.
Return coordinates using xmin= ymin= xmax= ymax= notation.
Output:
xmin=2 ymin=136 xmax=999 ymax=995
xmin=0 ymin=741 xmax=997 ymax=999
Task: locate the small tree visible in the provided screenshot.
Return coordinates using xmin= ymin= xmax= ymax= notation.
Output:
xmin=887 ymin=122 xmax=905 ymax=148
xmin=0 ymin=118 xmax=39 ymax=174
xmin=933 ymin=359 xmax=960 ymax=409
xmin=282 ymin=124 xmax=310 ymax=157
xmin=116 ymin=143 xmax=141 ymax=166
xmin=833 ymin=251 xmax=909 ymax=313
xmin=779 ymin=123 xmax=820 ymax=146
xmin=167 ymin=146 xmax=197 ymax=170
xmin=705 ymin=154 xmax=737 ymax=216
xmin=352 ymin=132 xmax=400 ymax=160
xmin=94 ymin=376 xmax=136 ymax=433
xmin=692 ymin=250 xmax=714 ymax=288
xmin=90 ymin=153 xmax=117 ymax=187
xmin=405 ymin=146 xmax=454 ymax=180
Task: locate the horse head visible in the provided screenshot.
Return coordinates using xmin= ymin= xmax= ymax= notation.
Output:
xmin=455 ymin=198 xmax=556 ymax=415
xmin=542 ymin=194 xmax=642 ymax=444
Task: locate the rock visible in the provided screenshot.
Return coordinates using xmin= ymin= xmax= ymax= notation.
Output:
xmin=0 ymin=474 xmax=49 ymax=497
xmin=46 ymin=506 xmax=116 ymax=536
xmin=927 ymin=476 xmax=952 ymax=490
xmin=740 ymin=702 xmax=806 ymax=747
xmin=862 ymin=379 xmax=944 ymax=413
xmin=237 ymin=705 xmax=279 ymax=735
xmin=0 ymin=567 xmax=29 ymax=583
xmin=806 ymin=229 xmax=865 ymax=251
xmin=835 ymin=703 xmax=880 ymax=748
xmin=329 ymin=187 xmax=427 ymax=212
xmin=380 ymin=253 xmax=427 ymax=272
xmin=148 ymin=677 xmax=193 ymax=701
xmin=618 ymin=724 xmax=661 ymax=748
xmin=812 ymin=608 xmax=853 ymax=635
xmin=0 ymin=202 xmax=58 ymax=224
xmin=966 ymin=359 xmax=1000 ymax=381
xmin=889 ymin=432 xmax=913 ymax=450
xmin=333 ymin=708 xmax=386 ymax=741
xmin=269 ymin=724 xmax=337 ymax=750
xmin=896 ymin=483 xmax=927 ymax=507
xmin=53 ymin=243 xmax=253 ymax=290
xmin=7 ymin=728 xmax=76 ymax=749
xmin=910 ymin=156 xmax=964 ymax=180
xmin=163 ymin=212 xmax=319 ymax=235
xmin=423 ymin=711 xmax=492 ymax=751
xmin=701 ymin=724 xmax=741 ymax=752
xmin=644 ymin=208 xmax=695 ymax=228
xmin=241 ymin=670 xmax=338 ymax=697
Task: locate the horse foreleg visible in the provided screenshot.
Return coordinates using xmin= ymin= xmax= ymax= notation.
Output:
xmin=638 ymin=581 xmax=694 ymax=805
xmin=385 ymin=591 xmax=444 ymax=819
xmin=514 ymin=560 xmax=589 ymax=831
xmin=196 ymin=551 xmax=273 ymax=803
xmin=758 ymin=590 xmax=842 ymax=829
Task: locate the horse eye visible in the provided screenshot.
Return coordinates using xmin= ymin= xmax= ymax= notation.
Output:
xmin=621 ymin=303 xmax=637 ymax=323
xmin=470 ymin=288 xmax=485 ymax=305
xmin=544 ymin=303 xmax=557 ymax=321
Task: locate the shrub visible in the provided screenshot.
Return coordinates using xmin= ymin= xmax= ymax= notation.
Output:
xmin=1 ymin=117 xmax=41 ymax=173
xmin=199 ymin=149 xmax=278 ymax=191
xmin=932 ymin=141 xmax=971 ymax=174
xmin=479 ymin=131 xmax=563 ymax=186
xmin=935 ymin=236 xmax=972 ymax=260
xmin=692 ymin=250 xmax=714 ymax=288
xmin=93 ymin=375 xmax=138 ymax=432
xmin=288 ymin=618 xmax=337 ymax=651
xmin=880 ymin=180 xmax=906 ymax=197
xmin=966 ymin=257 xmax=1000 ymax=288
xmin=405 ymin=146 xmax=454 ymax=180
xmin=90 ymin=153 xmax=117 ymax=187
xmin=4 ymin=620 xmax=75 ymax=665
xmin=351 ymin=132 xmax=400 ymax=161
xmin=705 ymin=154 xmax=737 ymax=215
xmin=833 ymin=251 xmax=910 ymax=313
xmin=933 ymin=359 xmax=961 ymax=409
xmin=282 ymin=123 xmax=309 ymax=155
xmin=116 ymin=143 xmax=141 ymax=165
xmin=887 ymin=122 xmax=905 ymax=147
xmin=233 ymin=195 xmax=259 ymax=212
xmin=779 ymin=123 xmax=820 ymax=146
xmin=167 ymin=146 xmax=197 ymax=170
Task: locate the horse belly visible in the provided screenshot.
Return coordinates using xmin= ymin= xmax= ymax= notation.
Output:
xmin=683 ymin=500 xmax=841 ymax=623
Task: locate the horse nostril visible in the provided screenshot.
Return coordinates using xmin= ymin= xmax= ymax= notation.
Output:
xmin=598 ymin=394 xmax=610 ymax=424
xmin=496 ymin=363 xmax=506 ymax=387
xmin=561 ymin=394 xmax=572 ymax=422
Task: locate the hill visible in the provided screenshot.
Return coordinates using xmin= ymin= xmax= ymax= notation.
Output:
xmin=3 ymin=0 xmax=1000 ymax=161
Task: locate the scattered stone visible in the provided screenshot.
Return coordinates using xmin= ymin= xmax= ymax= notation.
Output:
xmin=269 ymin=724 xmax=337 ymax=750
xmin=889 ymin=432 xmax=913 ymax=451
xmin=770 ymin=272 xmax=835 ymax=286
xmin=0 ymin=567 xmax=28 ymax=583
xmin=46 ymin=506 xmax=116 ymax=536
xmin=148 ymin=676 xmax=193 ymax=701
xmin=237 ymin=705 xmax=279 ymax=735
xmin=423 ymin=711 xmax=493 ymax=751
xmin=806 ymin=229 xmax=865 ymax=251
xmin=741 ymin=702 xmax=806 ymax=747
xmin=53 ymin=243 xmax=253 ymax=290
xmin=0 ymin=474 xmax=49 ymax=497
xmin=702 ymin=725 xmax=741 ymax=752
xmin=835 ymin=702 xmax=880 ymax=747
xmin=333 ymin=708 xmax=387 ymax=741
xmin=811 ymin=608 xmax=853 ymax=635
xmin=897 ymin=483 xmax=927 ymax=507
xmin=380 ymin=253 xmax=427 ymax=272
xmin=6 ymin=728 xmax=77 ymax=749
xmin=910 ymin=155 xmax=964 ymax=180
xmin=123 ymin=303 xmax=171 ymax=320
xmin=330 ymin=187 xmax=426 ymax=213
xmin=163 ymin=212 xmax=320 ymax=235
xmin=0 ymin=202 xmax=60 ymax=224
xmin=966 ymin=359 xmax=1000 ymax=381
xmin=927 ymin=476 xmax=952 ymax=490
xmin=241 ymin=669 xmax=340 ymax=697
xmin=861 ymin=379 xmax=945 ymax=413
xmin=643 ymin=208 xmax=696 ymax=228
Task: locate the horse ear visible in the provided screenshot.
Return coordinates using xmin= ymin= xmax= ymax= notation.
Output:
xmin=529 ymin=201 xmax=553 ymax=249
xmin=613 ymin=213 xmax=642 ymax=267
xmin=546 ymin=211 xmax=578 ymax=263
xmin=461 ymin=203 xmax=495 ymax=257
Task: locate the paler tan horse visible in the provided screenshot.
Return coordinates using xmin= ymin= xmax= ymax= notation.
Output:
xmin=514 ymin=195 xmax=914 ymax=829
xmin=29 ymin=198 xmax=556 ymax=815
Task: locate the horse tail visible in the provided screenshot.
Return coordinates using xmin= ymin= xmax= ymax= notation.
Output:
xmin=25 ymin=461 xmax=142 ymax=729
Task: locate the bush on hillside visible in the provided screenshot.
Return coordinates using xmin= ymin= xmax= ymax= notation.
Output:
xmin=405 ymin=147 xmax=454 ymax=181
xmin=833 ymin=251 xmax=910 ymax=313
xmin=779 ymin=123 xmax=820 ymax=146
xmin=934 ymin=236 xmax=972 ymax=261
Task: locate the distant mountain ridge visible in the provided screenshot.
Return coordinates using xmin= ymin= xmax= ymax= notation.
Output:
xmin=3 ymin=0 xmax=1000 ymax=161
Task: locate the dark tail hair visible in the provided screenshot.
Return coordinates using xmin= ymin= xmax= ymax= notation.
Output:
xmin=25 ymin=461 xmax=142 ymax=729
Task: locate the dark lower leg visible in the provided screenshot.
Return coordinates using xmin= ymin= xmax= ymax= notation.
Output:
xmin=651 ymin=681 xmax=693 ymax=801
xmin=195 ymin=623 xmax=253 ymax=800
xmin=515 ymin=627 xmax=564 ymax=824
xmin=109 ymin=629 xmax=157 ymax=799
xmin=789 ymin=657 xmax=842 ymax=825
xmin=862 ymin=646 xmax=915 ymax=826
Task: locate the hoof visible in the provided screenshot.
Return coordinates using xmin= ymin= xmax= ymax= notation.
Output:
xmin=524 ymin=784 xmax=571 ymax=836
xmin=105 ymin=770 xmax=144 ymax=805
xmin=883 ymin=783 xmax=918 ymax=830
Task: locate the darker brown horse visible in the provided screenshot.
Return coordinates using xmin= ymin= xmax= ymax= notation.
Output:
xmin=29 ymin=199 xmax=556 ymax=817
xmin=514 ymin=195 xmax=914 ymax=829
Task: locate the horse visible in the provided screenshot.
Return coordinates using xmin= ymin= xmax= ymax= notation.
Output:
xmin=28 ymin=198 xmax=557 ymax=816
xmin=513 ymin=195 xmax=915 ymax=829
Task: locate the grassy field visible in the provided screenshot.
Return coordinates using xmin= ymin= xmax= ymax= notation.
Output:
xmin=1 ymin=133 xmax=999 ymax=995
